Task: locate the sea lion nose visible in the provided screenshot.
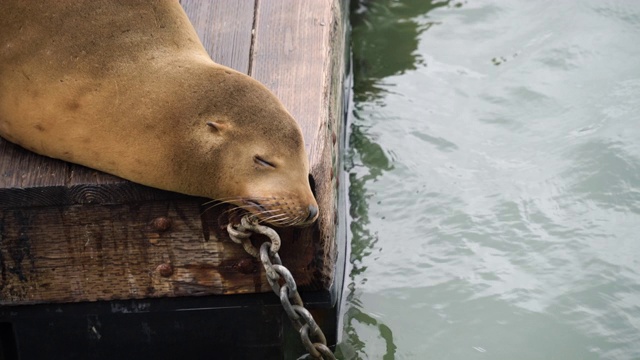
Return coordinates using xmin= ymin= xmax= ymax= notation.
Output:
xmin=306 ymin=204 xmax=318 ymax=222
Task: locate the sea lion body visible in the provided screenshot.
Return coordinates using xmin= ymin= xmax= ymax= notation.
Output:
xmin=0 ymin=0 xmax=318 ymax=226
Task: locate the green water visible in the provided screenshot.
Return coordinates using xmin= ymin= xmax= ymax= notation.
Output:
xmin=337 ymin=1 xmax=640 ymax=359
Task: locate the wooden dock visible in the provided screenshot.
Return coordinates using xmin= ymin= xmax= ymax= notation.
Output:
xmin=0 ymin=0 xmax=349 ymax=358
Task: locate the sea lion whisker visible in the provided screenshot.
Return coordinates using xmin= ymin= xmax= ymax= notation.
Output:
xmin=200 ymin=204 xmax=227 ymax=215
xmin=200 ymin=198 xmax=277 ymax=215
xmin=233 ymin=207 xmax=286 ymax=223
xmin=201 ymin=196 xmax=274 ymax=207
xmin=287 ymin=214 xmax=307 ymax=227
xmin=207 ymin=206 xmax=282 ymax=226
xmin=257 ymin=209 xmax=285 ymax=216
xmin=200 ymin=202 xmax=236 ymax=214
xmin=256 ymin=211 xmax=287 ymax=221
xmin=258 ymin=213 xmax=290 ymax=225
xmin=214 ymin=206 xmax=273 ymax=221
xmin=225 ymin=204 xmax=273 ymax=212
xmin=237 ymin=203 xmax=279 ymax=214
xmin=201 ymin=199 xmax=220 ymax=206
xmin=199 ymin=199 xmax=244 ymax=211
xmin=263 ymin=218 xmax=289 ymax=227
xmin=264 ymin=212 xmax=287 ymax=219
xmin=218 ymin=207 xmax=245 ymax=218
xmin=200 ymin=201 xmax=247 ymax=215
xmin=243 ymin=200 xmax=273 ymax=214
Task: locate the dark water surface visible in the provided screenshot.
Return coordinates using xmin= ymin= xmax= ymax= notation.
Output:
xmin=337 ymin=1 xmax=640 ymax=359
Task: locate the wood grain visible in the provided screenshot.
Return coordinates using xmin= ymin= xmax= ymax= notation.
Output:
xmin=181 ymin=0 xmax=255 ymax=73
xmin=0 ymin=200 xmax=322 ymax=305
xmin=251 ymin=0 xmax=347 ymax=288
xmin=0 ymin=198 xmax=324 ymax=305
xmin=251 ymin=0 xmax=331 ymax=150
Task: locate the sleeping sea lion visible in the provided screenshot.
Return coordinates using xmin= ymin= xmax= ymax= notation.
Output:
xmin=0 ymin=0 xmax=318 ymax=227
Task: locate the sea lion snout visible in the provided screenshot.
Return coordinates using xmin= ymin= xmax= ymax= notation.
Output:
xmin=236 ymin=194 xmax=317 ymax=228
xmin=306 ymin=204 xmax=319 ymax=223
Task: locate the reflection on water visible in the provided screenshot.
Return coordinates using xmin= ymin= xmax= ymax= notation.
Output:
xmin=350 ymin=0 xmax=447 ymax=101
xmin=339 ymin=0 xmax=640 ymax=359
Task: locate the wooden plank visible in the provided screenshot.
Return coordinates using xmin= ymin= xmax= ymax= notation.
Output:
xmin=1 ymin=203 xmax=229 ymax=304
xmin=0 ymin=139 xmax=66 ymax=208
xmin=251 ymin=0 xmax=347 ymax=289
xmin=180 ymin=0 xmax=255 ymax=73
xmin=0 ymin=198 xmax=322 ymax=305
xmin=0 ymin=140 xmax=65 ymax=189
xmin=251 ymin=0 xmax=331 ymax=147
xmin=0 ymin=140 xmax=180 ymax=208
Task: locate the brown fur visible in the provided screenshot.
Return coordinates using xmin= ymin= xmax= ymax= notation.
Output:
xmin=0 ymin=0 xmax=318 ymax=226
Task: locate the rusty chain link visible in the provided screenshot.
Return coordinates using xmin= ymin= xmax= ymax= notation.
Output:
xmin=227 ymin=216 xmax=336 ymax=360
xmin=226 ymin=215 xmax=281 ymax=257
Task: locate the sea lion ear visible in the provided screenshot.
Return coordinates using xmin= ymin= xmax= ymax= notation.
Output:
xmin=206 ymin=121 xmax=227 ymax=133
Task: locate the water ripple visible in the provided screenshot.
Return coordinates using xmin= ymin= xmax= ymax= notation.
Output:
xmin=342 ymin=0 xmax=640 ymax=358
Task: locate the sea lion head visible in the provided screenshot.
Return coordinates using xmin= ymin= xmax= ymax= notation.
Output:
xmin=188 ymin=66 xmax=319 ymax=227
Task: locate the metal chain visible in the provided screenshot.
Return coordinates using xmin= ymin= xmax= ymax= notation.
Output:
xmin=226 ymin=215 xmax=281 ymax=257
xmin=227 ymin=216 xmax=337 ymax=360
